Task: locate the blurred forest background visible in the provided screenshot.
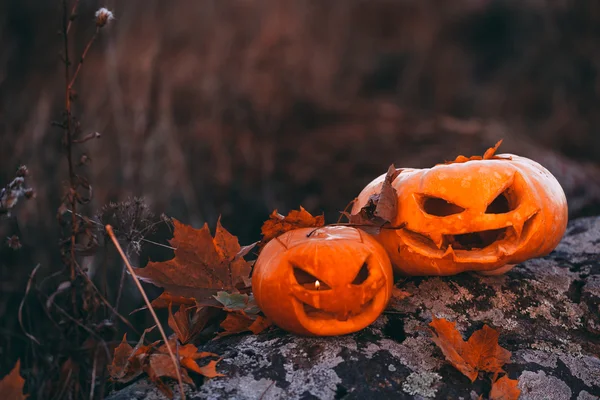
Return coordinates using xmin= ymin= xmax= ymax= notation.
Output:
xmin=2 ymin=0 xmax=600 ymax=395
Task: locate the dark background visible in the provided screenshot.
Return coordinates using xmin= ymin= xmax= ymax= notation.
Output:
xmin=2 ymin=0 xmax=600 ymax=390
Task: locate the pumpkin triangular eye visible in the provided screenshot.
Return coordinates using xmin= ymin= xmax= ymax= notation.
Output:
xmin=293 ymin=266 xmax=330 ymax=289
xmin=419 ymin=195 xmax=465 ymax=216
xmin=351 ymin=262 xmax=370 ymax=285
xmin=486 ymin=190 xmax=512 ymax=214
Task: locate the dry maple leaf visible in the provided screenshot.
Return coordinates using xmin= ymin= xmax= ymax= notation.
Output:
xmin=108 ymin=328 xmax=155 ymax=383
xmin=344 ymin=164 xmax=403 ymax=235
xmin=152 ymin=293 xmax=197 ymax=309
xmin=134 ymin=218 xmax=256 ymax=300
xmin=259 ymin=206 xmax=325 ymax=249
xmin=391 ymin=286 xmax=411 ymax=301
xmin=429 ymin=316 xmax=511 ymax=382
xmin=218 ymin=313 xmax=272 ymax=338
xmin=0 ymin=360 xmax=27 ymax=400
xmin=167 ymin=304 xmax=221 ymax=344
xmin=130 ymin=292 xmax=199 ymax=315
xmin=490 ymin=375 xmax=521 ymax=400
xmin=144 ymin=352 xmax=194 ymax=399
xmin=181 ymin=358 xmax=223 ymax=379
xmin=446 ymin=140 xmax=511 ymax=164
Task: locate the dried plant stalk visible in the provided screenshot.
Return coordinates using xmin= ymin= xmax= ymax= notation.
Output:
xmin=105 ymin=225 xmax=186 ymax=400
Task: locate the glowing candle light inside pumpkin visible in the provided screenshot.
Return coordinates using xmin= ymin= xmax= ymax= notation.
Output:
xmin=315 ymin=280 xmax=320 ymax=290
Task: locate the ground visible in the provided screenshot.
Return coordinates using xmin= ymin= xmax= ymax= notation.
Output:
xmin=107 ymin=216 xmax=600 ymax=400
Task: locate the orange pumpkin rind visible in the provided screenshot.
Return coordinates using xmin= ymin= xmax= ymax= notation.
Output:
xmin=252 ymin=226 xmax=394 ymax=336
xmin=353 ymin=149 xmax=568 ymax=276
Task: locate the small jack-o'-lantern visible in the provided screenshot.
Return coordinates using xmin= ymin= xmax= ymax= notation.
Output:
xmin=252 ymin=226 xmax=393 ymax=336
xmin=353 ymin=152 xmax=568 ymax=276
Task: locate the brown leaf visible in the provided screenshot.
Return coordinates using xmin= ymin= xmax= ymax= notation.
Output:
xmin=465 ymin=325 xmax=511 ymax=378
xmin=218 ymin=313 xmax=271 ymax=337
xmin=108 ymin=329 xmax=153 ymax=383
xmin=248 ymin=316 xmax=272 ymax=334
xmin=152 ymin=293 xmax=197 ymax=309
xmin=168 ymin=305 xmax=193 ymax=344
xmin=260 ymin=207 xmax=325 ymax=249
xmin=130 ymin=292 xmax=198 ymax=315
xmin=391 ymin=287 xmax=411 ymax=301
xmin=181 ymin=358 xmax=225 ymax=379
xmin=147 ymin=353 xmax=193 ymax=385
xmin=345 ymin=165 xmax=401 ymax=234
xmin=108 ymin=335 xmax=134 ymax=380
xmin=429 ymin=316 xmax=512 ymax=382
xmin=134 ymin=218 xmax=255 ymax=299
xmin=168 ymin=304 xmax=216 ymax=344
xmin=0 ymin=360 xmax=27 ymax=400
xmin=490 ymin=375 xmax=521 ymax=400
xmin=483 ymin=140 xmax=503 ymax=159
xmin=157 ymin=342 xmax=224 ymax=379
xmin=145 ymin=353 xmax=194 ymax=399
xmin=219 ymin=313 xmax=254 ymax=337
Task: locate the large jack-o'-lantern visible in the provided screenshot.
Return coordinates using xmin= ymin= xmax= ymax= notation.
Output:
xmin=353 ymin=151 xmax=568 ymax=276
xmin=252 ymin=226 xmax=393 ymax=336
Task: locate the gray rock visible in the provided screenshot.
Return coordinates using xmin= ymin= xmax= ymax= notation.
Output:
xmin=108 ymin=217 xmax=600 ymax=400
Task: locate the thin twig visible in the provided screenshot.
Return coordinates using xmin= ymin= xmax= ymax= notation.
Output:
xmin=50 ymin=301 xmax=111 ymax=359
xmin=69 ymin=28 xmax=99 ymax=90
xmin=18 ymin=264 xmax=41 ymax=345
xmin=72 ymin=259 xmax=141 ymax=335
xmin=114 ymin=260 xmax=127 ymax=317
xmin=140 ymin=238 xmax=177 ymax=251
xmin=62 ymin=0 xmax=78 ymax=317
xmin=64 ymin=209 xmax=178 ymax=250
xmin=105 ymin=225 xmax=186 ymax=400
xmin=66 ymin=0 xmax=80 ymax=34
xmin=89 ymin=346 xmax=98 ymax=400
xmin=53 ymin=368 xmax=73 ymax=400
xmin=337 ymin=199 xmax=356 ymax=224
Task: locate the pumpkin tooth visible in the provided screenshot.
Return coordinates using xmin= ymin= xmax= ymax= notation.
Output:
xmin=512 ymin=221 xmax=524 ymax=238
xmin=429 ymin=232 xmax=445 ymax=249
xmin=496 ymin=244 xmax=509 ymax=256
xmin=442 ymin=245 xmax=456 ymax=260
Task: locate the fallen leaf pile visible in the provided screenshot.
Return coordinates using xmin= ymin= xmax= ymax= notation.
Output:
xmin=0 ymin=360 xmax=27 ymax=400
xmin=259 ymin=206 xmax=324 ymax=249
xmin=429 ymin=316 xmax=520 ymax=400
xmin=344 ymin=164 xmax=403 ymax=235
xmin=111 ymin=219 xmax=273 ymax=397
xmin=108 ymin=328 xmax=224 ymax=398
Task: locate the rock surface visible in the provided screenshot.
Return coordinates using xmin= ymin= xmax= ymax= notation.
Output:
xmin=108 ymin=217 xmax=600 ymax=400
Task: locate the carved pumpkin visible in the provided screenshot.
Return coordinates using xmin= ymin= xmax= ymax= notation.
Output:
xmin=252 ymin=226 xmax=393 ymax=336
xmin=353 ymin=152 xmax=568 ymax=276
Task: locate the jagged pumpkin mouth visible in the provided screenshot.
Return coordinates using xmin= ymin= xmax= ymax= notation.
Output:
xmin=400 ymin=213 xmax=538 ymax=260
xmin=298 ymin=296 xmax=376 ymax=321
